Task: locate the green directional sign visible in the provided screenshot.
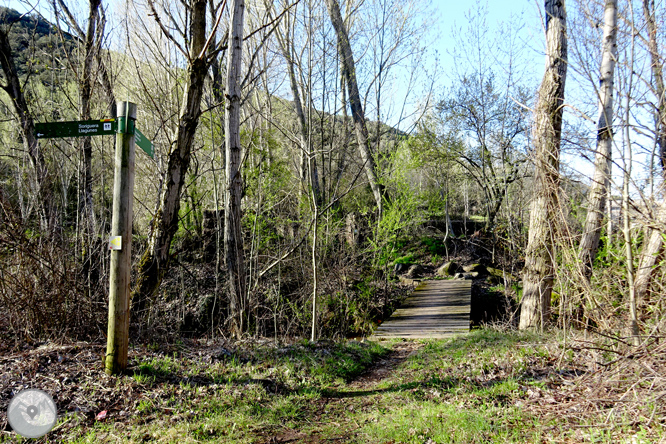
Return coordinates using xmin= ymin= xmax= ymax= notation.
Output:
xmin=36 ymin=118 xmax=154 ymax=159
xmin=35 ymin=119 xmax=117 ymax=138
xmin=135 ymin=129 xmax=154 ymax=159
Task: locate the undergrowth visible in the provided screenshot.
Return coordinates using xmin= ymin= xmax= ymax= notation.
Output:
xmin=2 ymin=329 xmax=663 ymax=443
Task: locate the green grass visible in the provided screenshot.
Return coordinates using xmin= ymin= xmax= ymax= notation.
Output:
xmin=6 ymin=330 xmax=659 ymax=443
xmin=357 ymin=402 xmax=536 ymax=443
xmin=13 ymin=340 xmax=389 ymax=443
xmin=421 ymin=236 xmax=448 ymax=256
xmin=343 ymin=330 xmax=548 ymax=443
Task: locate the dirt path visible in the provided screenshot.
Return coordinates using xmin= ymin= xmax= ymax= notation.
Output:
xmin=2 ymin=340 xmax=423 ymax=443
xmin=264 ymin=341 xmax=422 ymax=444
xmin=349 ymin=341 xmax=421 ymax=389
xmin=268 ymin=341 xmax=422 ymax=444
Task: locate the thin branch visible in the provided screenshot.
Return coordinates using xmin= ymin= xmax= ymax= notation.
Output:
xmin=147 ymin=0 xmax=189 ymax=59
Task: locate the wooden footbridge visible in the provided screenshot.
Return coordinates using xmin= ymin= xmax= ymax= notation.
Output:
xmin=371 ymin=280 xmax=472 ymax=339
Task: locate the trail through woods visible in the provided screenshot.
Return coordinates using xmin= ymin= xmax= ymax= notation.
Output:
xmin=264 ymin=341 xmax=422 ymax=443
xmin=1 ymin=333 xmax=665 ymax=442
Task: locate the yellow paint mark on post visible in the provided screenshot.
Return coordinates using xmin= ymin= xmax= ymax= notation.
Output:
xmin=109 ymin=236 xmax=122 ymax=251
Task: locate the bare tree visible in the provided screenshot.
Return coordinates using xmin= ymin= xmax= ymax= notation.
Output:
xmin=437 ymin=74 xmax=530 ymax=230
xmin=53 ymin=0 xmax=111 ymax=232
xmin=0 ymin=24 xmax=50 ymax=226
xmin=642 ymin=0 xmax=666 ymax=171
xmin=225 ymin=0 xmax=247 ymax=336
xmin=634 ymin=0 xmax=666 ymax=304
xmin=133 ymin=0 xmax=213 ymax=313
xmin=621 ymin=61 xmax=640 ymax=344
xmin=271 ymin=0 xmax=322 ymax=207
xmin=578 ymin=0 xmax=618 ymax=278
xmin=520 ymin=0 xmax=568 ymax=330
xmin=434 ymin=4 xmax=532 ymax=231
xmin=325 ymin=0 xmax=384 ymax=215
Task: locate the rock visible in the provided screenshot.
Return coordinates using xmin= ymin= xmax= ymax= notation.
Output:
xmin=406 ymin=264 xmax=424 ymax=278
xmin=394 ymin=262 xmax=409 ymax=274
xmin=463 ymin=263 xmax=486 ymax=274
xmin=486 ymin=267 xmax=516 ymax=284
xmin=454 ymin=272 xmax=479 ymax=280
xmin=486 ymin=267 xmax=502 ymax=284
xmin=399 ymin=275 xmax=419 ymax=285
xmin=436 ymin=261 xmax=458 ymax=276
xmin=486 ymin=266 xmax=502 ymax=277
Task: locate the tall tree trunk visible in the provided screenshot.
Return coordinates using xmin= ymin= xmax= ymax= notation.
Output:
xmin=225 ymin=0 xmax=248 ymax=336
xmin=325 ymin=0 xmax=384 ymax=215
xmin=0 ymin=28 xmax=50 ymax=227
xmin=643 ymin=0 xmax=666 ymax=171
xmin=635 ymin=198 xmax=665 ymax=303
xmin=80 ymin=0 xmax=102 ymax=233
xmin=579 ymin=0 xmax=618 ymax=278
xmin=621 ymin=93 xmax=640 ymax=344
xmin=55 ymin=0 xmax=104 ymax=231
xmin=334 ymin=49 xmax=350 ymax=197
xmin=273 ymin=6 xmax=321 ymax=206
xmin=96 ymin=7 xmax=117 ymax=118
xmin=634 ymin=0 xmax=666 ymax=304
xmin=304 ymin=0 xmax=322 ymax=209
xmin=208 ymin=0 xmax=229 ymax=106
xmin=132 ymin=0 xmax=209 ymax=314
xmin=519 ymin=0 xmax=568 ymax=330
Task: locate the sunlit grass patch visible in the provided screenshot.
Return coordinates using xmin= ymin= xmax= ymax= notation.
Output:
xmin=358 ymin=402 xmax=538 ymax=444
xmin=134 ymin=355 xmax=183 ymax=380
xmin=305 ymin=329 xmax=554 ymax=443
xmin=14 ymin=330 xmax=645 ymax=443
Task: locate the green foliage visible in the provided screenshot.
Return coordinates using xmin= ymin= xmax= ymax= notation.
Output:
xmin=244 ymin=210 xmax=282 ymax=250
xmin=595 ymin=229 xmax=642 ymax=270
xmin=421 ymin=237 xmax=447 ymax=256
xmin=370 ymin=141 xmax=426 ymax=267
xmin=178 ymin=172 xmax=205 ymax=238
xmin=241 ymin=127 xmax=294 ymax=249
xmin=348 ymin=278 xmax=378 ymax=332
xmin=394 ymin=253 xmax=415 ymax=265
xmin=242 ymin=127 xmax=288 ymax=209
xmin=319 ymin=275 xmax=395 ymax=337
xmin=0 ymin=7 xmax=76 ymax=87
xmin=419 ymin=189 xmax=451 ymax=219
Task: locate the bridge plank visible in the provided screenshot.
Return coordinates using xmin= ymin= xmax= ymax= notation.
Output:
xmin=370 ymin=280 xmax=471 ymax=340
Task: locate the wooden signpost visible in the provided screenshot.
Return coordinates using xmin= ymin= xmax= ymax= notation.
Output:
xmin=36 ymin=101 xmax=153 ymax=375
xmin=104 ymin=101 xmax=136 ymax=375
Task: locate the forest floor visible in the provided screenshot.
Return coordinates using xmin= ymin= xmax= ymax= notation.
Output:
xmin=1 ymin=328 xmax=664 ymax=443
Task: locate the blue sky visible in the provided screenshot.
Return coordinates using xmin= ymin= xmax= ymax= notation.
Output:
xmin=3 ymin=0 xmax=546 ymax=98
xmin=428 ymin=0 xmax=600 ymax=180
xmin=434 ymin=0 xmax=543 ymax=73
xmin=2 ymin=0 xmax=598 ymax=179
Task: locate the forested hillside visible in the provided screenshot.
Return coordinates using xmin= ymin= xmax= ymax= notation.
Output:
xmin=0 ymin=0 xmax=665 ymax=441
